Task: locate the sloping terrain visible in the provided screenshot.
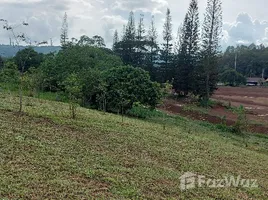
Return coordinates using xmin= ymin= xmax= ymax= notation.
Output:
xmin=0 ymin=93 xmax=268 ymax=199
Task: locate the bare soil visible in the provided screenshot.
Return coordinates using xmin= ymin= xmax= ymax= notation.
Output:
xmin=161 ymin=87 xmax=268 ymax=134
xmin=213 ymin=87 xmax=268 ymax=125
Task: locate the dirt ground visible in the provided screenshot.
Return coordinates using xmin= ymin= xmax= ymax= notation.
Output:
xmin=162 ymin=87 xmax=268 ymax=134
xmin=213 ymin=87 xmax=268 ymax=125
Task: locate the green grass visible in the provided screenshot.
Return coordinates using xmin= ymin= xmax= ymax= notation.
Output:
xmin=0 ymin=83 xmax=68 ymax=103
xmin=1 ymin=92 xmax=268 ymax=199
xmin=182 ymin=104 xmax=210 ymax=115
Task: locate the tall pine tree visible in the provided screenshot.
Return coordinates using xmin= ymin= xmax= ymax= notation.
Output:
xmin=113 ymin=26 xmax=125 ymax=58
xmin=174 ymin=24 xmax=183 ymax=55
xmin=174 ymin=0 xmax=200 ymax=95
xmin=160 ymin=8 xmax=173 ymax=83
xmin=136 ymin=14 xmax=146 ymax=67
xmin=146 ymin=15 xmax=159 ymax=80
xmin=122 ymin=25 xmax=126 ymax=41
xmin=120 ymin=11 xmax=136 ymax=66
xmin=196 ymin=0 xmax=222 ymax=103
xmin=112 ymin=30 xmax=119 ymax=51
xmin=60 ymin=12 xmax=69 ymax=48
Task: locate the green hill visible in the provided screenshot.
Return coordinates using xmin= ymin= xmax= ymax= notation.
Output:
xmin=0 ymin=93 xmax=268 ymax=199
xmin=0 ymin=45 xmax=61 ymax=57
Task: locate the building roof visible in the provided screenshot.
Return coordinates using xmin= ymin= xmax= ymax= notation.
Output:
xmin=247 ymin=77 xmax=265 ymax=83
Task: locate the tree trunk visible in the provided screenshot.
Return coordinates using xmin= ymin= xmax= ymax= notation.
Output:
xmin=206 ymin=73 xmax=210 ymax=107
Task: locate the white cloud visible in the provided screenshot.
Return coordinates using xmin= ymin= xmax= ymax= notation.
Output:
xmin=112 ymin=0 xmax=168 ymax=14
xmin=222 ymin=13 xmax=268 ymax=48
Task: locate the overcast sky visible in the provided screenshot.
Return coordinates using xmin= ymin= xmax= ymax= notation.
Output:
xmin=0 ymin=0 xmax=268 ymax=49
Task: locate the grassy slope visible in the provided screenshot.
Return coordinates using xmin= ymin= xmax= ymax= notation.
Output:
xmin=0 ymin=93 xmax=268 ymax=199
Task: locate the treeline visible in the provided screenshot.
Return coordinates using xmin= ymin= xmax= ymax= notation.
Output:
xmin=113 ymin=0 xmax=223 ymax=102
xmin=0 ymin=46 xmax=162 ymax=117
xmin=220 ymin=44 xmax=268 ymax=78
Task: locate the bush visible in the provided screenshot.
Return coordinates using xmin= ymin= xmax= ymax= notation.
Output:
xmin=233 ymin=105 xmax=248 ymax=134
xmin=79 ymin=66 xmax=163 ymax=113
xmin=22 ymin=67 xmax=43 ymax=97
xmin=63 ymin=73 xmax=82 ymax=119
xmin=0 ymin=61 xmax=20 ymax=84
xmin=199 ymin=98 xmax=215 ymax=108
xmin=126 ymin=103 xmax=163 ymax=119
xmin=104 ymin=66 xmax=162 ymax=113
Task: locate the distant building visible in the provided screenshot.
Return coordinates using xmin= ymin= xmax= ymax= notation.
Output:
xmin=246 ymin=77 xmax=265 ymax=86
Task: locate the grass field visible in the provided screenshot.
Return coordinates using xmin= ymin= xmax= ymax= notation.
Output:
xmin=1 ymin=92 xmax=268 ymax=199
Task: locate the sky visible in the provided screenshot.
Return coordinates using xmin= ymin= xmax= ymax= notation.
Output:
xmin=0 ymin=0 xmax=268 ymax=50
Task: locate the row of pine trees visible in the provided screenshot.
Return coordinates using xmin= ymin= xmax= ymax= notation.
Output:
xmin=113 ymin=0 xmax=222 ymax=102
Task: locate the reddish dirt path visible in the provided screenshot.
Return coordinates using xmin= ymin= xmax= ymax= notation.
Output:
xmin=161 ymin=88 xmax=268 ymax=134
xmin=162 ymin=99 xmax=235 ymax=125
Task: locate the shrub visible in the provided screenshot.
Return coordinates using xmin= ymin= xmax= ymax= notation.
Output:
xmin=22 ymin=67 xmax=43 ymax=97
xmin=0 ymin=61 xmax=20 ymax=84
xmin=104 ymin=66 xmax=162 ymax=113
xmin=233 ymin=105 xmax=248 ymax=134
xmin=232 ymin=105 xmax=249 ymax=146
xmin=199 ymin=98 xmax=215 ymax=108
xmin=126 ymin=102 xmax=163 ymax=119
xmin=63 ymin=73 xmax=82 ymax=119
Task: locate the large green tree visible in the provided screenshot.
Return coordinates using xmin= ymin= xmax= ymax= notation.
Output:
xmin=77 ymin=35 xmax=94 ymax=46
xmin=40 ymin=46 xmax=122 ymax=91
xmin=14 ymin=47 xmax=44 ymax=72
xmin=92 ymin=35 xmax=106 ymax=48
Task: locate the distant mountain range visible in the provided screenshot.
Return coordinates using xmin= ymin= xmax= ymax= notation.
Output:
xmin=0 ymin=45 xmax=61 ymax=57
